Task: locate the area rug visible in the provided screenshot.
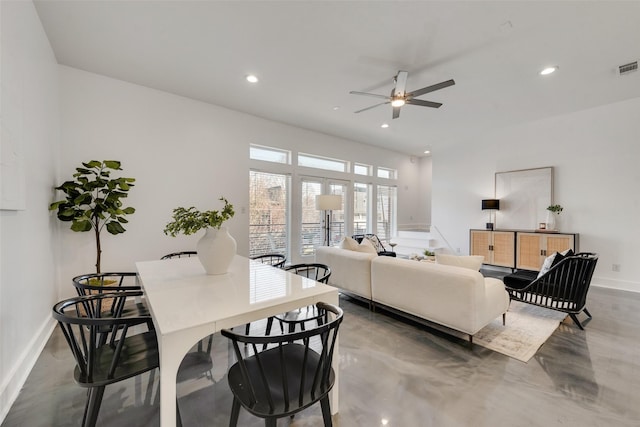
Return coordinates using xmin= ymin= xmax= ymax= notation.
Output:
xmin=473 ymin=301 xmax=567 ymax=362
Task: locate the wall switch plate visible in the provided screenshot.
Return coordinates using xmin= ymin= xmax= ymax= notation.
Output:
xmin=612 ymin=264 xmax=621 ymax=272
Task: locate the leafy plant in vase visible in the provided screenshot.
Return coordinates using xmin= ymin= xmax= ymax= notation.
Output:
xmin=546 ymin=204 xmax=563 ymax=231
xmin=164 ymin=197 xmax=236 ymax=275
xmin=49 ymin=160 xmax=135 ymax=274
xmin=423 ymin=249 xmax=436 ymax=261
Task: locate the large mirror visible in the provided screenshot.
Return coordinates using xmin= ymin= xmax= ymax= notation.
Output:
xmin=494 ymin=167 xmax=553 ymax=230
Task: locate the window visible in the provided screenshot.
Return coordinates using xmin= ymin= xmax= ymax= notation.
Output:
xmin=354 ymin=163 xmax=372 ymax=176
xmin=249 ymin=171 xmax=289 ymax=258
xmin=376 ymin=185 xmax=397 ymax=242
xmin=353 ymin=182 xmax=371 ymax=235
xmin=250 ymin=144 xmax=291 ymax=164
xmin=377 ymin=167 xmax=397 ymax=179
xmin=300 ymin=179 xmax=323 ymax=256
xmin=298 ymin=153 xmax=349 ymax=173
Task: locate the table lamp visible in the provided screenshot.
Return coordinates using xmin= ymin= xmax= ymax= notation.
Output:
xmin=482 ymin=199 xmax=500 ymax=230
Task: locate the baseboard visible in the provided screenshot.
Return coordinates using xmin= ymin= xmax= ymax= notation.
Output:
xmin=592 ymin=276 xmax=640 ymax=294
xmin=0 ymin=317 xmax=56 ymax=424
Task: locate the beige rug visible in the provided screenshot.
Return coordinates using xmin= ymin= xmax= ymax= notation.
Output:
xmin=473 ymin=301 xmax=567 ymax=362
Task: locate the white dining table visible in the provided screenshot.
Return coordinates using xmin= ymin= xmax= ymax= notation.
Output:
xmin=136 ymin=255 xmax=340 ymax=427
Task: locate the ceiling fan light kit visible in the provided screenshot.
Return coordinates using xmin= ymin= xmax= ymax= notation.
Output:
xmin=350 ymin=70 xmax=455 ymax=119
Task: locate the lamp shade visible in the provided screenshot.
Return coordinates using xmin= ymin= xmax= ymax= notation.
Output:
xmin=482 ymin=199 xmax=500 ymax=210
xmin=316 ymin=194 xmax=342 ymax=210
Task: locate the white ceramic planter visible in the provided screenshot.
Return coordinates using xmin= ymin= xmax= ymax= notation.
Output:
xmin=196 ymin=226 xmax=237 ymax=275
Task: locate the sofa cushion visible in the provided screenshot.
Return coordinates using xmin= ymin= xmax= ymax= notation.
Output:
xmin=338 ymin=236 xmax=359 ymax=251
xmin=435 ymin=254 xmax=484 ymax=271
xmin=503 ymin=270 xmax=538 ymax=289
xmin=355 ymin=237 xmax=378 ymax=254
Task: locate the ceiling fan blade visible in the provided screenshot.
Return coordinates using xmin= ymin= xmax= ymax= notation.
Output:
xmin=407 ymin=79 xmax=455 ymax=98
xmin=406 ymin=99 xmax=443 ymax=108
xmin=392 ymin=106 xmax=401 ymax=119
xmin=394 ymin=71 xmax=408 ymax=96
xmin=349 ymin=91 xmax=390 ymax=100
xmin=354 ymin=101 xmax=389 ymax=114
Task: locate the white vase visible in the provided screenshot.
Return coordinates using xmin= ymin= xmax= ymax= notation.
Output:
xmin=196 ymin=227 xmax=237 ymax=275
xmin=546 ymin=211 xmax=559 ymax=231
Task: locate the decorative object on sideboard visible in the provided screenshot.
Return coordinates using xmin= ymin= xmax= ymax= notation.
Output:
xmin=482 ymin=198 xmax=500 ymax=230
xmin=316 ymin=194 xmax=342 ymax=246
xmin=423 ymin=249 xmax=436 ymax=261
xmin=164 ymin=197 xmax=236 ymax=275
xmin=546 ymin=204 xmax=563 ymax=231
xmin=49 ymin=160 xmax=136 ymax=273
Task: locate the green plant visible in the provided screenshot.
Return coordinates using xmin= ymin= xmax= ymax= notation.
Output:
xmin=547 ymin=204 xmax=564 ymax=214
xmin=164 ymin=197 xmax=235 ymax=237
xmin=424 ymin=249 xmax=435 ymax=257
xmin=49 ymin=160 xmax=135 ymax=273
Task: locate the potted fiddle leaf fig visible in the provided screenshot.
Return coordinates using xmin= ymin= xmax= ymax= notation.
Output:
xmin=49 ymin=160 xmax=135 ymax=273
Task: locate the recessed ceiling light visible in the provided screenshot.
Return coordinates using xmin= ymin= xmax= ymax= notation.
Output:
xmin=424 ymin=150 xmax=431 ymax=154
xmin=540 ymin=66 xmax=558 ymax=76
xmin=246 ymin=74 xmax=259 ymax=83
xmin=332 ymin=106 xmax=340 ymax=111
xmin=381 ymin=123 xmax=389 ymax=128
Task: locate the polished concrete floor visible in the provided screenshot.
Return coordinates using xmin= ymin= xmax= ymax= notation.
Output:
xmin=3 ymin=286 xmax=640 ymax=427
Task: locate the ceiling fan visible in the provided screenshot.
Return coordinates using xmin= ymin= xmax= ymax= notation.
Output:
xmin=350 ymin=71 xmax=455 ymax=119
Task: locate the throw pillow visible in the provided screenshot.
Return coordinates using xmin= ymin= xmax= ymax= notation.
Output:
xmin=338 ymin=236 xmax=359 ymax=251
xmin=365 ymin=235 xmax=384 ymax=253
xmin=435 ymin=254 xmax=484 ymax=271
xmin=355 ymin=237 xmax=378 ymax=254
xmin=536 ymin=249 xmax=574 ymax=278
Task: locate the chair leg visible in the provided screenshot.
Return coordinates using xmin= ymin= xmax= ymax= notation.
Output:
xmin=83 ymin=386 xmax=105 ymax=427
xmin=320 ymin=396 xmax=333 ymax=427
xmin=569 ymin=313 xmax=585 ymax=330
xmin=229 ymin=396 xmax=241 ymax=427
xmin=245 ymin=323 xmax=251 ymax=335
xmin=502 ymin=312 xmax=506 ymax=326
xmin=265 ymin=317 xmax=274 ymax=335
xmin=583 ymin=308 xmax=592 ymax=318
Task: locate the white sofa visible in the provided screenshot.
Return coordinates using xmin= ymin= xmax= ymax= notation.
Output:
xmin=371 ymin=256 xmax=509 ymax=338
xmin=315 ymin=246 xmax=377 ymax=300
xmin=315 ymin=246 xmax=509 ymax=340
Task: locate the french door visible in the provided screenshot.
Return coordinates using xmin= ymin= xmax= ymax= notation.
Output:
xmin=299 ymin=177 xmax=348 ymax=257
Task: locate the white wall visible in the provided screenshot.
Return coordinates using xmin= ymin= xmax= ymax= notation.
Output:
xmin=0 ymin=0 xmax=60 ymax=420
xmin=58 ymin=66 xmax=423 ymax=295
xmin=432 ymin=96 xmax=640 ymax=292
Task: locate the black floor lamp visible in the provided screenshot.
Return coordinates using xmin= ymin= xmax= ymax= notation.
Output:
xmin=316 ymin=194 xmax=342 ymax=246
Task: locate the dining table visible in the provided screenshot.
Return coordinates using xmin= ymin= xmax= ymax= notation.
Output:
xmin=136 ymin=254 xmax=340 ymax=427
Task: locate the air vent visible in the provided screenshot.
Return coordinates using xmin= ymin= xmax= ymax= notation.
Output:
xmin=618 ymin=61 xmax=638 ymax=76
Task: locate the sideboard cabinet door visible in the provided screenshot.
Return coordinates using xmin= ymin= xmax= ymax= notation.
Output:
xmin=516 ymin=232 xmax=577 ymax=271
xmin=470 ymin=230 xmax=515 ymax=268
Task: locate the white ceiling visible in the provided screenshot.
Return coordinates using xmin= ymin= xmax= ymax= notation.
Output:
xmin=34 ymin=1 xmax=640 ymax=156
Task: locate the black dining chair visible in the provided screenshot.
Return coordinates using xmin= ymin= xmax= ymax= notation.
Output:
xmin=221 ymin=302 xmax=343 ymax=427
xmin=72 ymin=272 xmax=153 ymax=344
xmin=160 ymin=251 xmax=198 ymax=260
xmin=266 ymin=263 xmax=332 ymax=335
xmin=250 ymin=253 xmax=286 ymax=268
xmin=244 ymin=254 xmax=288 ymax=335
xmin=52 ymin=291 xmax=160 ymax=427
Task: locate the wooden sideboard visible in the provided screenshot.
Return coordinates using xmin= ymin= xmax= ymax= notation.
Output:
xmin=470 ymin=229 xmax=579 ymax=271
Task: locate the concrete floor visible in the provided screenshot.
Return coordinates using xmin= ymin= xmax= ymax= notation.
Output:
xmin=3 ymin=286 xmax=640 ymax=427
